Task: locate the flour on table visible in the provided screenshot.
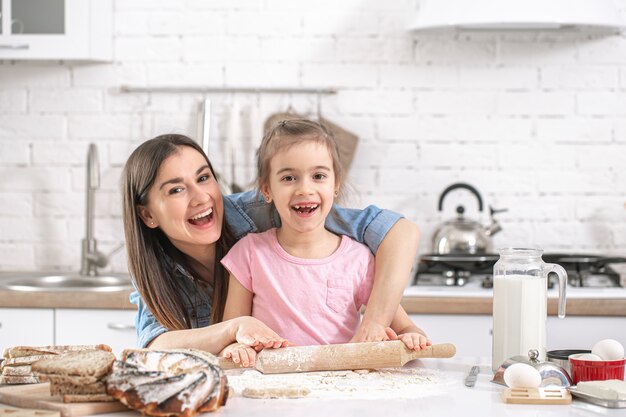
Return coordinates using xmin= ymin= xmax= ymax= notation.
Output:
xmin=226 ymin=366 xmax=454 ymax=400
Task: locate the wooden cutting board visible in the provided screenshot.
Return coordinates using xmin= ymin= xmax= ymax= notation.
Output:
xmin=0 ymin=407 xmax=60 ymax=417
xmin=0 ymin=384 xmax=129 ymax=417
xmin=502 ymin=387 xmax=572 ymax=405
xmin=218 ymin=341 xmax=456 ymax=374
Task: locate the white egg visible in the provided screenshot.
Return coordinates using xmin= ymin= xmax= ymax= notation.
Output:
xmin=592 ymin=339 xmax=625 ymax=361
xmin=575 ymin=353 xmax=603 ymax=361
xmin=503 ymin=363 xmax=542 ymax=388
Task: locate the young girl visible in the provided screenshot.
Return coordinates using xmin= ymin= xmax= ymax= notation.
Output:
xmin=220 ymin=119 xmax=430 ymax=366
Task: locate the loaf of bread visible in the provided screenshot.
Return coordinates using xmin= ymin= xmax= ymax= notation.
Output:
xmin=31 ymin=349 xmax=117 ymax=401
xmin=3 ymin=344 xmax=111 ymax=358
xmin=0 ymin=344 xmax=112 ymax=386
xmin=106 ymin=349 xmax=228 ymax=416
xmin=32 ymin=349 xmax=116 ymax=379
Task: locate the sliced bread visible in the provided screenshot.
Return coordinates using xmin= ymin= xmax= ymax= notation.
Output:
xmin=0 ymin=375 xmax=39 ymax=385
xmin=50 ymin=380 xmax=107 ymax=396
xmin=38 ymin=374 xmax=101 ymax=385
xmin=32 ymin=350 xmax=115 ymax=378
xmin=1 ymin=365 xmax=32 ymax=376
xmin=4 ymin=344 xmax=112 ymax=359
xmin=63 ymin=394 xmax=116 ymax=403
xmin=1 ymin=354 xmax=56 ymax=367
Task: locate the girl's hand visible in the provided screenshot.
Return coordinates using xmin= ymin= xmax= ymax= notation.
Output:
xmin=234 ymin=316 xmax=289 ymax=350
xmin=221 ymin=343 xmax=257 ymax=367
xmin=398 ymin=332 xmax=432 ymax=351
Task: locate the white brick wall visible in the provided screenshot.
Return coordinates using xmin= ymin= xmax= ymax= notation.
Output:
xmin=1 ymin=0 xmax=625 ymax=273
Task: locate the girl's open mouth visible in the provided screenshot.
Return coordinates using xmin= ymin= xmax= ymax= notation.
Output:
xmin=188 ymin=208 xmax=213 ymax=226
xmin=291 ymin=204 xmax=319 ymax=215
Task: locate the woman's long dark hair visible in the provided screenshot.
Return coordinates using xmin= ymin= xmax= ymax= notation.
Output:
xmin=122 ymin=134 xmax=234 ymax=330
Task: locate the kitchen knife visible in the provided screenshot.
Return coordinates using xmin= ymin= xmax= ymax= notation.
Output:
xmin=465 ymin=365 xmax=480 ymax=387
xmin=218 ymin=341 xmax=456 ymax=374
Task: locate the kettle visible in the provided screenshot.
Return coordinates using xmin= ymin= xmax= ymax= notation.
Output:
xmin=432 ymin=183 xmax=507 ymax=254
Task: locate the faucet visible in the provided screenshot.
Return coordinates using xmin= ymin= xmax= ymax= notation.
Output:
xmin=80 ymin=143 xmax=113 ymax=276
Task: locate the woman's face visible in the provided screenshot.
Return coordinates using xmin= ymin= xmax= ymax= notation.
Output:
xmin=138 ymin=146 xmax=224 ymax=255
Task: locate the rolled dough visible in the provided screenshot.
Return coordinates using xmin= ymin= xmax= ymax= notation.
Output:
xmin=242 ymin=387 xmax=311 ymax=399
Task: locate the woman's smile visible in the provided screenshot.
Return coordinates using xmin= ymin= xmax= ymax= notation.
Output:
xmin=188 ymin=207 xmax=214 ymax=226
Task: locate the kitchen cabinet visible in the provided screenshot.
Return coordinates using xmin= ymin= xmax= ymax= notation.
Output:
xmin=0 ymin=0 xmax=112 ymax=60
xmin=547 ymin=315 xmax=626 ymax=350
xmin=411 ymin=313 xmax=626 ymax=359
xmin=0 ymin=308 xmax=54 ymax=354
xmin=55 ymin=309 xmax=137 ymax=356
xmin=410 ymin=314 xmax=492 ymax=358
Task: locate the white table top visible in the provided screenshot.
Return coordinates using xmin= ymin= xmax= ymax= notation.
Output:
xmin=21 ymin=357 xmax=619 ymax=417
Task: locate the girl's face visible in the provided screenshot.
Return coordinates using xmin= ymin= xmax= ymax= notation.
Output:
xmin=263 ymin=141 xmax=337 ymax=236
xmin=138 ymin=146 xmax=224 ymax=255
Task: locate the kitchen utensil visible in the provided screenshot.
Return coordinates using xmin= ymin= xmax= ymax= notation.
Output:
xmin=318 ymin=116 xmax=359 ymax=172
xmin=569 ymin=354 xmax=626 ymax=384
xmin=419 ymin=253 xmax=499 ymax=271
xmin=568 ymin=387 xmax=626 ymax=408
xmin=0 ymin=408 xmax=59 ymax=417
xmin=218 ymin=341 xmax=456 ymax=374
xmin=491 ymin=248 xmax=567 ymax=372
xmin=492 ymin=349 xmax=572 ymax=388
xmin=547 ymin=349 xmax=590 ymax=376
xmin=464 ymin=365 xmax=480 ymax=387
xmin=0 ymin=384 xmax=127 ymax=417
xmin=431 ymin=183 xmax=507 ymax=255
xmin=502 ymin=387 xmax=572 ymax=405
xmin=543 ymin=254 xmax=626 ymax=268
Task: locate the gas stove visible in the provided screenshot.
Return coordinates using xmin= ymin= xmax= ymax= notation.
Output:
xmin=413 ymin=253 xmax=624 ymax=288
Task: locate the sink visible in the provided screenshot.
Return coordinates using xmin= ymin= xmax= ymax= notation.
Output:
xmin=0 ymin=273 xmax=134 ymax=292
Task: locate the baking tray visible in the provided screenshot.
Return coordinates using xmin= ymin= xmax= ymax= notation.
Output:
xmin=568 ymin=387 xmax=626 ymax=408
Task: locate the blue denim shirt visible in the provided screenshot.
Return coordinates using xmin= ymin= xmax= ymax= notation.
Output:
xmin=130 ymin=190 xmax=403 ymax=347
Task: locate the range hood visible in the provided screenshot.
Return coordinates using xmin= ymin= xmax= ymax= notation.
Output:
xmin=410 ymin=0 xmax=626 ymax=31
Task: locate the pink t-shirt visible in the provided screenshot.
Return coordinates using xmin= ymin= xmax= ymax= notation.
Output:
xmin=221 ymin=229 xmax=375 ymax=346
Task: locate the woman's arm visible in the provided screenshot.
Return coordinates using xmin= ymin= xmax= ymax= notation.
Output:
xmin=148 ymin=316 xmax=284 ymax=354
xmin=351 ymin=218 xmax=420 ymax=342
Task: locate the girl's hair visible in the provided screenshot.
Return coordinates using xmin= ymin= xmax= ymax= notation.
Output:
xmin=256 ymin=118 xmax=345 ymax=198
xmin=122 ymin=134 xmax=234 ymax=330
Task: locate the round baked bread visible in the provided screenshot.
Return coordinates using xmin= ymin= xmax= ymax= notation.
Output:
xmin=106 ymin=349 xmax=228 ymax=417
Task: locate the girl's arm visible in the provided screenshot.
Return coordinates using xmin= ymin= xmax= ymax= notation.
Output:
xmin=387 ymin=306 xmax=431 ymax=351
xmin=223 ymin=274 xmax=253 ymax=320
xmin=351 ymin=218 xmax=420 ymax=342
xmin=223 ymin=274 xmax=287 ymax=349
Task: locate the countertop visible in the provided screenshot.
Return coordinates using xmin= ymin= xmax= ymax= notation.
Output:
xmin=3 ymin=358 xmax=622 ymax=417
xmin=1 ymin=283 xmax=626 ymax=316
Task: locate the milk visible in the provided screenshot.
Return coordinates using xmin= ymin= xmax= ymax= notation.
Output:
xmin=492 ymin=274 xmax=547 ymax=372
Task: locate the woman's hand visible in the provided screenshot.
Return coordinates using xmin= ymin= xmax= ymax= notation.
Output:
xmin=349 ymin=321 xmax=391 ymax=343
xmin=221 ymin=342 xmax=258 ymax=367
xmin=233 ymin=316 xmax=289 ymax=350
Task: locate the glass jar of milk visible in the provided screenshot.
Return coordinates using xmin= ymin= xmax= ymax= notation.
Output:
xmin=491 ymin=248 xmax=567 ymax=372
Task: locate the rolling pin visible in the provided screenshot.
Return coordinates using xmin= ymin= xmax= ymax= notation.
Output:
xmin=218 ymin=341 xmax=456 ymax=374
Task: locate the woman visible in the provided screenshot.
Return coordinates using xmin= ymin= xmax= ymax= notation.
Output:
xmin=122 ymin=134 xmax=419 ymax=354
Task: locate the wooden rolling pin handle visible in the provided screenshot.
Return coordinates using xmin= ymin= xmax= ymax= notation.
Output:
xmin=217 ymin=357 xmax=247 ymax=370
xmin=406 ymin=343 xmax=456 ymax=362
